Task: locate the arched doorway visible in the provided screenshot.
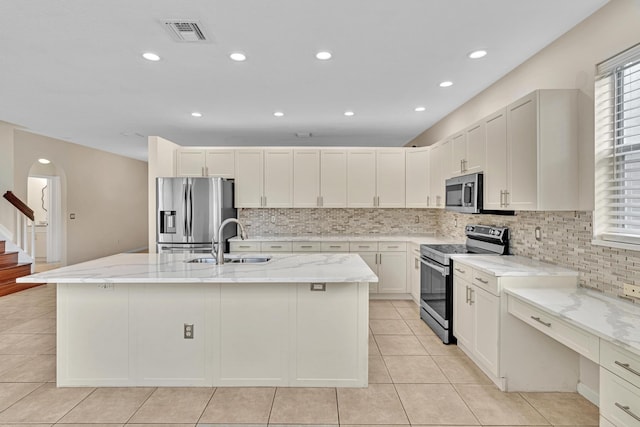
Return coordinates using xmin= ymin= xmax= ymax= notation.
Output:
xmin=27 ymin=159 xmax=64 ymax=272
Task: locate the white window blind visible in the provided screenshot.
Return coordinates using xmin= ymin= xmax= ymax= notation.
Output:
xmin=595 ymin=43 xmax=640 ymax=247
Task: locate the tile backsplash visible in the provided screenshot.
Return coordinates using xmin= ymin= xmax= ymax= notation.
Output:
xmin=238 ymin=208 xmax=439 ymax=236
xmin=239 ymin=208 xmax=639 ymax=299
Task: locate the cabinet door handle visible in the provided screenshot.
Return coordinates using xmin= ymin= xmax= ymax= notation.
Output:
xmin=239 ymin=245 xmax=251 ymax=249
xmin=504 ymin=191 xmax=509 ymax=207
xmin=615 ymin=360 xmax=640 ymax=377
xmin=460 ymin=159 xmax=463 ymax=172
xmin=329 ymin=245 xmax=341 ymax=248
xmin=474 ymin=277 xmax=488 ymax=284
xmin=531 ymin=316 xmax=551 ymax=327
xmin=455 ymin=267 xmax=466 ymax=274
xmin=415 ymin=258 xmax=419 ymax=269
xmin=387 ymin=245 xmax=399 ymax=248
xmin=320 ymin=196 xmax=323 ymax=207
xmin=469 ymin=288 xmax=474 ymax=305
xmin=300 ymin=245 xmax=313 ymax=248
xmin=426 ymin=196 xmax=430 ymax=207
xmin=379 ymin=253 xmax=382 ymax=264
xmin=615 ymin=403 xmax=640 ymax=422
xmin=271 ymin=245 xmax=282 ymax=248
xmin=465 ymin=286 xmax=470 ymax=303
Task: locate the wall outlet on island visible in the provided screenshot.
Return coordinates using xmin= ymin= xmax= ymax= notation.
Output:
xmin=623 ymin=283 xmax=640 ymax=300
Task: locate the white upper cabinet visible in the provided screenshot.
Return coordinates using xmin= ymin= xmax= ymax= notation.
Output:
xmin=320 ymin=149 xmax=348 ymax=207
xmin=490 ymin=90 xmax=579 ymax=211
xmin=376 ymin=149 xmax=405 ymax=207
xmin=205 ymin=149 xmax=235 ymax=178
xmin=347 ymin=150 xmax=377 ymax=207
xmin=428 ymin=141 xmax=446 ymax=208
xmin=483 ymin=109 xmax=508 ymax=210
xmin=263 ymin=149 xmax=293 ymax=208
xmin=405 ymin=147 xmax=430 ymax=208
xmin=451 ymin=132 xmax=467 ymax=176
xmin=450 ymin=122 xmax=485 ymax=177
xmin=293 ymin=149 xmax=321 ymax=208
xmin=465 ymin=121 xmax=486 ymax=174
xmin=234 ymin=149 xmax=264 ymax=208
xmin=177 ymin=148 xmax=235 ymax=178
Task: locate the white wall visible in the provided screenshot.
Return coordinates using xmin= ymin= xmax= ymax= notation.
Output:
xmin=13 ymin=130 xmax=148 ymax=265
xmin=0 ymin=121 xmax=17 ymax=232
xmin=408 ymin=0 xmax=640 ymax=209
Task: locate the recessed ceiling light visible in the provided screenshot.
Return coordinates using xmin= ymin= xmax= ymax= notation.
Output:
xmin=191 ymin=112 xmax=202 ymax=118
xmin=439 ymin=81 xmax=453 ymax=88
xmin=344 ymin=111 xmax=355 ymax=117
xmin=38 ymin=158 xmax=51 ymax=164
xmin=274 ymin=111 xmax=284 ymax=117
xmin=468 ymin=50 xmax=487 ymax=59
xmin=414 ymin=106 xmax=426 ymax=112
xmin=230 ymin=52 xmax=247 ymax=62
xmin=142 ymin=52 xmax=161 ymax=61
xmin=316 ymin=51 xmax=332 ymax=60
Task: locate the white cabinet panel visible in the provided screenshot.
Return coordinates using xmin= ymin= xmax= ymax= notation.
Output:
xmin=409 ymin=246 xmax=421 ymax=303
xmin=378 ymin=251 xmax=406 ymax=293
xmin=235 ymin=149 xmax=264 ymax=208
xmin=465 ymin=121 xmax=485 ymax=174
xmin=347 ymin=150 xmax=377 ymax=207
xmin=453 ymin=279 xmax=473 ymax=350
xmin=451 ymin=132 xmax=466 ymax=176
xmin=218 ymin=283 xmax=291 ymax=385
xmin=177 ymin=149 xmax=206 ymax=177
xmin=484 ymin=109 xmax=508 ymax=210
xmin=428 ymin=142 xmax=446 ymax=208
xmin=405 ymin=147 xmax=430 ymax=208
xmin=293 ymin=149 xmax=320 ymax=208
xmin=320 ymin=150 xmax=348 ymax=207
xmin=205 ymin=149 xmax=235 ymax=178
xmin=473 ymin=286 xmax=499 ymax=377
xmin=294 ymin=283 xmax=362 ymax=384
xmin=600 ymin=367 xmax=640 ymax=427
xmin=376 ymin=149 xmax=405 ymax=207
xmin=358 ymin=252 xmax=378 ymax=294
xmin=263 ymin=149 xmax=293 ymax=207
xmin=133 ymin=284 xmax=210 ymax=384
xmin=58 ymin=283 xmax=130 ymax=384
xmin=507 ymin=93 xmax=538 ymax=210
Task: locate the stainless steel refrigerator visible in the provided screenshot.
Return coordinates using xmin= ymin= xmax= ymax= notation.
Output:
xmin=156 ymin=177 xmax=236 ymax=254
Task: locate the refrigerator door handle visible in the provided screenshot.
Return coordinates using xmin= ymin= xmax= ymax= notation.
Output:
xmin=188 ymin=181 xmax=194 ymax=239
xmin=183 ymin=182 xmax=189 ymax=237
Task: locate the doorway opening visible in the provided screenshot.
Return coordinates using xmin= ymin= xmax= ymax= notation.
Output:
xmin=27 ymin=160 xmax=64 ymax=272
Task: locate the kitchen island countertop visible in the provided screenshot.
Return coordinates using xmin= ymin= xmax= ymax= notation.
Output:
xmin=17 ymin=252 xmax=379 ymax=284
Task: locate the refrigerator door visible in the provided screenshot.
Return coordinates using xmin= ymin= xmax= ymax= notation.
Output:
xmin=189 ymin=177 xmax=218 ymax=244
xmin=157 ymin=177 xmax=188 ymax=244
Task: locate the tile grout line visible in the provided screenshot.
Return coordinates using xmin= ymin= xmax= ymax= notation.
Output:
xmin=194 ymin=386 xmax=217 ymax=426
xmin=449 ymin=383 xmax=482 ymax=426
xmin=519 ymin=391 xmax=555 ymax=426
xmin=266 ymin=386 xmax=277 ymax=425
xmin=123 ymin=386 xmax=158 ymax=424
xmin=0 ymin=381 xmax=47 ymax=417
xmin=52 ymin=385 xmax=98 ymax=424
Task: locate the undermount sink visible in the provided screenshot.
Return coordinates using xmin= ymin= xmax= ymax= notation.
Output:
xmin=187 ymin=255 xmax=272 ymax=264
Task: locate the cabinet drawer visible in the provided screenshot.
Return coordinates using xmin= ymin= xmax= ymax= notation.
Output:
xmin=601 ymin=340 xmax=640 ymax=389
xmin=229 ymin=241 xmax=261 ymax=252
xmin=261 ymin=242 xmax=293 ymax=252
xmin=601 ymin=367 xmax=640 ymax=427
xmin=378 ymin=242 xmax=406 ymax=252
xmin=292 ymin=242 xmax=321 ymax=252
xmin=452 ymin=261 xmax=473 ymax=282
xmin=321 ymin=242 xmax=349 ymax=252
xmin=471 ymin=269 xmax=498 ymax=295
xmin=507 ymin=295 xmax=599 ymax=363
xmin=349 ymin=242 xmax=378 ymax=252
xmin=600 ymin=415 xmax=616 ymax=427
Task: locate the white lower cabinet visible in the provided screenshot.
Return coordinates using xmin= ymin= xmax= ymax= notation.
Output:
xmin=453 ymin=275 xmax=498 ymax=377
xmin=377 ymin=251 xmax=407 ymax=293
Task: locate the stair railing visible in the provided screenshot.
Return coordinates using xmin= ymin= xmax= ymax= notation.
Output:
xmin=2 ymin=191 xmax=35 ymax=260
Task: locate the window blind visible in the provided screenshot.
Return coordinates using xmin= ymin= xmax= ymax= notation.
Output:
xmin=595 ymin=43 xmax=640 ymax=246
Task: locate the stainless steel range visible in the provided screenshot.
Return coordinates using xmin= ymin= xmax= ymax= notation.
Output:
xmin=419 ymin=225 xmax=509 ymax=344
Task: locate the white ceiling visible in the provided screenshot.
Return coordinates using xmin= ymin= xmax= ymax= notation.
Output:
xmin=0 ymin=0 xmax=608 ymax=161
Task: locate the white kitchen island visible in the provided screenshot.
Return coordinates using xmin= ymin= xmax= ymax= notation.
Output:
xmin=18 ymin=252 xmax=377 ymax=388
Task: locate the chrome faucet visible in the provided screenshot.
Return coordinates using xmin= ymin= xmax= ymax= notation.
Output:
xmin=214 ymin=218 xmax=248 ymax=264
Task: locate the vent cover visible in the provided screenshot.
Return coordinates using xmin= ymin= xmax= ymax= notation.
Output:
xmin=164 ymin=20 xmax=208 ymax=42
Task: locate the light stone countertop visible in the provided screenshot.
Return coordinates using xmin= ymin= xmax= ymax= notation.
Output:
xmin=230 ymin=233 xmax=459 ymax=246
xmin=16 ymin=252 xmax=378 ymax=284
xmin=505 ymin=286 xmax=640 ymax=357
xmin=450 ymin=254 xmax=580 ymax=277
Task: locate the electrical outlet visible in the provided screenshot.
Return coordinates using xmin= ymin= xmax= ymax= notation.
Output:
xmin=535 ymin=226 xmax=542 ymax=241
xmin=97 ymin=283 xmax=114 ymax=291
xmin=454 ymin=218 xmax=458 ymax=227
xmin=414 ymin=215 xmax=420 ymax=224
xmin=623 ymin=284 xmax=640 ymax=300
xmin=270 ymin=215 xmax=276 ymax=223
xmin=184 ymin=323 xmax=194 ymax=339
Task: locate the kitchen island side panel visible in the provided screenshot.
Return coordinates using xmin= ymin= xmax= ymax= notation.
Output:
xmin=57 ymin=281 xmax=368 ymax=387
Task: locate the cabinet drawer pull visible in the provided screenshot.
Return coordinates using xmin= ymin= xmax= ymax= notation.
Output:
xmin=465 ymin=286 xmax=470 ymax=304
xmin=615 ymin=360 xmax=640 ymax=377
xmin=615 ymin=403 xmax=640 ymax=422
xmin=300 ymin=245 xmax=313 ymax=248
xmin=531 ymin=316 xmax=551 ymax=327
xmin=358 ymin=245 xmax=370 ymax=248
xmin=387 ymin=245 xmax=399 ymax=248
xmin=474 ymin=277 xmax=488 ymax=284
xmin=455 ymin=267 xmax=466 ymax=274
xmin=239 ymin=245 xmax=251 ymax=249
xmin=329 ymin=245 xmax=341 ymax=248
xmin=271 ymin=245 xmax=282 ymax=248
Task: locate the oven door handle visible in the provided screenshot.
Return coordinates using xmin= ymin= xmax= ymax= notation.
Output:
xmin=420 ymin=258 xmax=449 ymax=276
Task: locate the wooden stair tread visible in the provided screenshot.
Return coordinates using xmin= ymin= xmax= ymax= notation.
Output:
xmin=0 ymin=262 xmax=32 ymax=271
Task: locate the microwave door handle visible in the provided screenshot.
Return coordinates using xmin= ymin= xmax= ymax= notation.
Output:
xmin=419 ymin=258 xmax=448 ymax=276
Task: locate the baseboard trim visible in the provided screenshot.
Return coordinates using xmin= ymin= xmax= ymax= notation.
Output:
xmin=577 ymin=381 xmax=599 ymax=407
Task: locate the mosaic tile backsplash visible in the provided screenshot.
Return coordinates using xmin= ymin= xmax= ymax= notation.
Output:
xmin=239 ymin=208 xmax=638 ymax=299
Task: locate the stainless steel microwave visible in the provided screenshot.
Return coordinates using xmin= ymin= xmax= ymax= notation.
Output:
xmin=445 ymin=173 xmax=483 ymax=213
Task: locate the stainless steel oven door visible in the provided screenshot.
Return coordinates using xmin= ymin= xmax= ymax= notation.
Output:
xmin=420 ymin=257 xmax=449 ymax=328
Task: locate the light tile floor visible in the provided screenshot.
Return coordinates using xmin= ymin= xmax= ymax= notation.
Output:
xmin=0 ymin=285 xmax=599 ymax=426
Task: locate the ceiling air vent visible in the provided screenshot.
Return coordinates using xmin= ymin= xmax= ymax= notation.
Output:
xmin=164 ymin=20 xmax=208 ymax=42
